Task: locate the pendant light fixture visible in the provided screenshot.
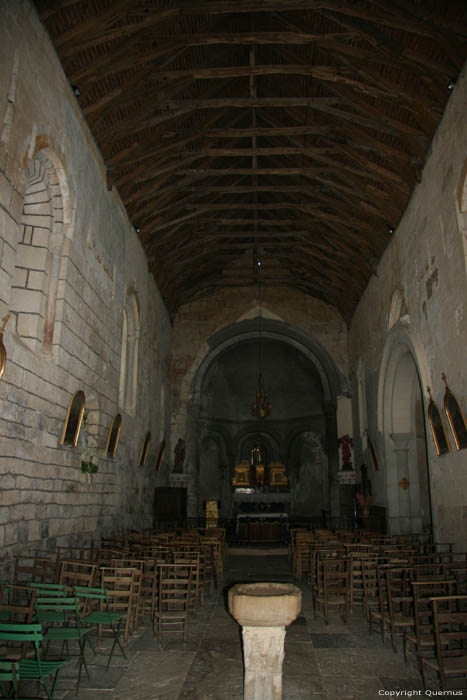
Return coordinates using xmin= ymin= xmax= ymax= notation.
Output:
xmin=251 ymin=255 xmax=272 ymax=418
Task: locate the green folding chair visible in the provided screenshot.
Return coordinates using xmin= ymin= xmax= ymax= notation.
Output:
xmin=0 ymin=659 xmax=19 ymax=699
xmin=27 ymin=583 xmax=67 ymax=601
xmin=35 ymin=597 xmax=91 ymax=694
xmin=72 ymin=586 xmax=127 ymax=670
xmin=0 ymin=622 xmax=66 ymax=700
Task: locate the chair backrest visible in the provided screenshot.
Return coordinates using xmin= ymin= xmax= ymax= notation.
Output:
xmin=13 ymin=556 xmax=50 ymax=585
xmin=54 ymin=547 xmax=95 ymax=580
xmin=430 ymin=595 xmax=467 ymax=673
xmin=27 ymin=582 xmax=67 ymax=598
xmin=100 ymin=568 xmax=136 ymax=612
xmin=59 ymin=560 xmax=98 ymax=589
xmin=0 ymin=622 xmax=43 ymax=662
xmin=72 ymin=586 xmax=111 ymax=616
xmin=157 ymin=563 xmax=192 ymax=611
xmin=34 ymin=596 xmax=83 ymax=625
xmin=0 ymin=583 xmax=36 ymax=623
xmin=410 ymin=579 xmax=455 ymax=639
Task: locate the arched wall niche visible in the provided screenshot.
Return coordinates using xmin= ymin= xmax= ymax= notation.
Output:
xmin=119 ymin=288 xmax=140 ymax=415
xmin=11 ymin=147 xmax=72 ymax=354
xmin=186 ymin=318 xmax=344 ymax=519
xmin=235 ymin=431 xmax=281 ymax=466
xmin=377 ymin=326 xmax=432 ymax=536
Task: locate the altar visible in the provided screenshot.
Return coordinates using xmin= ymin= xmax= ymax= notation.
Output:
xmin=235 ymin=512 xmax=289 ymax=542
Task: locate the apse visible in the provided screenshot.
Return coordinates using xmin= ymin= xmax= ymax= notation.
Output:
xmin=196 ymin=337 xmax=330 ymax=519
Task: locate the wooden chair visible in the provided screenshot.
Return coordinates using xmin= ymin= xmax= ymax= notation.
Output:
xmin=110 ymin=558 xmax=145 ymax=632
xmin=313 ymin=557 xmax=349 ymax=625
xmin=171 ymin=552 xmax=200 ymax=614
xmin=13 ymin=556 xmax=51 ymax=586
xmin=361 ymin=557 xmax=380 ymax=622
xmin=368 ymin=565 xmax=390 ymax=641
xmin=58 ymin=560 xmax=98 ymax=591
xmin=382 ymin=566 xmax=415 ymax=652
xmin=0 ymin=584 xmax=35 ymax=624
xmin=0 ymin=585 xmax=36 ymax=660
xmin=404 ymin=579 xmax=455 ymax=669
xmin=349 ymin=552 xmax=375 ymax=614
xmin=54 ymin=547 xmax=95 ymax=581
xmin=100 ymin=567 xmax=136 ymax=645
xmin=153 ymin=563 xmax=192 ymax=645
xmin=420 ymin=595 xmax=467 ymax=690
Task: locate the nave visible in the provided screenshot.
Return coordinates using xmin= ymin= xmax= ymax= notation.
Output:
xmin=49 ymin=549 xmax=448 ymax=700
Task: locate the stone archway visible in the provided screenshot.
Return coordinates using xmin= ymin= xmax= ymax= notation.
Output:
xmin=380 ymin=333 xmax=432 ymax=536
xmin=186 ymin=319 xmax=344 ymax=519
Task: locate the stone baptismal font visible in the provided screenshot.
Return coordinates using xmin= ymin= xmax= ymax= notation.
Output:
xmin=229 ymin=582 xmax=302 ymax=699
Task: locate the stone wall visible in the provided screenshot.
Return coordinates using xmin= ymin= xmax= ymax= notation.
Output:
xmin=0 ymin=1 xmax=171 ymax=575
xmin=349 ymin=62 xmax=467 ymax=549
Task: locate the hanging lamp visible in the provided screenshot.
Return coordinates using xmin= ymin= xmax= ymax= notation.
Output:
xmin=251 ymin=257 xmax=271 ymax=418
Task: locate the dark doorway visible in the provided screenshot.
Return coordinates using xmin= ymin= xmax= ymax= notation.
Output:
xmin=154 ymin=487 xmax=187 ymax=527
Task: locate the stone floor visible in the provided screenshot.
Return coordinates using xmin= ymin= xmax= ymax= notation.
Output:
xmin=41 ymin=548 xmax=466 ymax=699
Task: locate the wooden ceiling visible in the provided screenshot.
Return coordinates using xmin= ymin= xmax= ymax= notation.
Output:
xmin=34 ymin=1 xmax=467 ymax=320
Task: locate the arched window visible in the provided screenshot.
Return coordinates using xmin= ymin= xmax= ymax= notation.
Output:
xmin=457 ymin=157 xmax=467 ymax=275
xmin=118 ymin=290 xmax=140 ymax=414
xmin=11 ymin=151 xmax=67 ymax=352
xmin=61 ymin=390 xmax=85 ymax=446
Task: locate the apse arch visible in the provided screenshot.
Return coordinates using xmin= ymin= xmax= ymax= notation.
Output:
xmin=191 ymin=318 xmax=344 ymax=405
xmin=187 ymin=317 xmax=344 ymax=519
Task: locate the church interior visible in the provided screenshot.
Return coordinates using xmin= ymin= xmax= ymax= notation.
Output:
xmin=0 ymin=1 xmax=467 ymax=697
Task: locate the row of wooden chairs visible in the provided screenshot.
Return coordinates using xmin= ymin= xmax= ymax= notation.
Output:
xmin=0 ymin=527 xmax=227 ymax=697
xmin=299 ymin=528 xmax=467 ymax=691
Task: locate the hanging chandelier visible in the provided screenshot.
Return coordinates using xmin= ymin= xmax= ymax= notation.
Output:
xmin=251 ymin=257 xmax=272 ymax=418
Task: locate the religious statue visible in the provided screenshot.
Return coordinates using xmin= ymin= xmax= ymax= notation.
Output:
xmin=338 ymin=434 xmax=353 ymax=470
xmin=250 ymin=444 xmax=263 ymax=466
xmin=173 ymin=438 xmax=186 ymax=473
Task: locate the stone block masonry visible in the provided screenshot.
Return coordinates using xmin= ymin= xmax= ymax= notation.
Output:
xmin=0 ymin=0 xmax=172 ymax=575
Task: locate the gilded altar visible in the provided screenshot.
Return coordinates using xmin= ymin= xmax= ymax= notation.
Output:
xmin=232 ymin=461 xmax=288 ymax=488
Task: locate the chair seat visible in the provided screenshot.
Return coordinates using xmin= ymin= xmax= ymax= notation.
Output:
xmin=423 ymin=655 xmax=467 ymax=675
xmin=383 ymin=612 xmax=413 ymax=627
xmin=82 ymin=611 xmax=124 ymax=625
xmin=18 ymin=657 xmax=67 ymax=679
xmin=43 ymin=627 xmax=91 ymax=641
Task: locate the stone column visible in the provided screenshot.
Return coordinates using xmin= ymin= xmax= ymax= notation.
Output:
xmin=390 ymin=432 xmax=412 ymax=532
xmin=324 ymin=400 xmax=339 ymax=518
xmin=242 ymin=626 xmax=286 ymax=700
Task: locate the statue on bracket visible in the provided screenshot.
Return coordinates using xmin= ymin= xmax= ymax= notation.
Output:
xmin=173 ymin=438 xmax=186 ymax=473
